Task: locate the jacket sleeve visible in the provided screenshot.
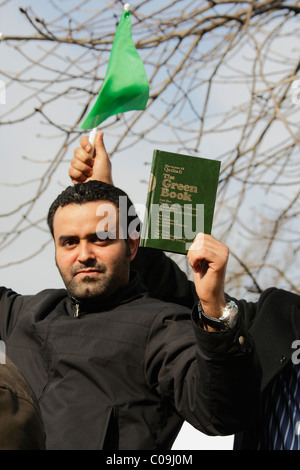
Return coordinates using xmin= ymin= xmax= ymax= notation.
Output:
xmin=145 ymin=303 xmax=262 ymax=436
xmin=0 ymin=287 xmax=26 ymax=341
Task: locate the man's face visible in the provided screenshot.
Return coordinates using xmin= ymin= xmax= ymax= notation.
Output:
xmin=53 ymin=201 xmax=138 ymax=301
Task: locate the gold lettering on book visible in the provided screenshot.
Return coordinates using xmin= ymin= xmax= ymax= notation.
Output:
xmin=160 ymin=165 xmax=198 ymax=202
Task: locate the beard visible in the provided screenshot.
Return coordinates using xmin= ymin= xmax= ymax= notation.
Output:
xmin=57 ymin=260 xmax=129 ymax=302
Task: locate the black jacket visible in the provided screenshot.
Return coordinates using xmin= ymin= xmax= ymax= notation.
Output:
xmin=0 ymin=271 xmax=260 ymax=450
xmin=132 ymin=248 xmax=300 ymax=449
xmin=234 ymin=287 xmax=300 ymax=449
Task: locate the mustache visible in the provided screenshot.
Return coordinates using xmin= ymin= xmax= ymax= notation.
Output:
xmin=71 ymin=261 xmax=107 ymax=276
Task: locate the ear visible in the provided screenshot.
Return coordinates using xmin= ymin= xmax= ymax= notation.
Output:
xmin=128 ymin=231 xmax=140 ymax=262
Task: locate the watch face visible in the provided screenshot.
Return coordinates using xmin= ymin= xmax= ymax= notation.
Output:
xmin=220 ymin=310 xmax=231 ymax=321
xmin=222 ymin=302 xmax=239 ymax=329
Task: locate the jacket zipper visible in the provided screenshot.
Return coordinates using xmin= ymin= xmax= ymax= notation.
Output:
xmin=74 ymin=303 xmax=80 ymax=318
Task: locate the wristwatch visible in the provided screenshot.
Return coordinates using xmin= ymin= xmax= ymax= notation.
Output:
xmin=198 ymin=299 xmax=239 ymax=330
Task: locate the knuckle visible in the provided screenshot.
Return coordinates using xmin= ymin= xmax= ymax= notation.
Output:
xmin=73 ymin=148 xmax=81 ymax=159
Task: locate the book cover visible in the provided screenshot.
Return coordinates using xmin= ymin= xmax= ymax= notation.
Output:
xmin=140 ymin=149 xmax=221 ymax=254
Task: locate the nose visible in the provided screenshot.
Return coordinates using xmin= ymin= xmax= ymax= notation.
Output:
xmin=77 ymin=241 xmax=96 ymax=264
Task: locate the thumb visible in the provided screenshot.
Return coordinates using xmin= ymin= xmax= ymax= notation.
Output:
xmin=92 ymin=132 xmax=113 ymax=185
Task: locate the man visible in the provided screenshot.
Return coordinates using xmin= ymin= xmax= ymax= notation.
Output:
xmin=0 ymin=138 xmax=260 ymax=451
xmin=71 ymin=132 xmax=300 ymax=450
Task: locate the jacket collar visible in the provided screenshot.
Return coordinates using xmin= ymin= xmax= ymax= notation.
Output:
xmin=67 ymin=270 xmax=148 ymax=317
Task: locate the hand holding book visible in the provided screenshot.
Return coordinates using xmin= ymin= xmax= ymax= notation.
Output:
xmin=187 ymin=233 xmax=228 ymax=320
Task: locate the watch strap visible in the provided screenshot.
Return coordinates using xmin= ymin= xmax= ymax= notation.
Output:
xmin=197 ymin=300 xmax=239 ymax=330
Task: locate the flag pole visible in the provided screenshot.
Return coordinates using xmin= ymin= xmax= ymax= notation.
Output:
xmin=88 ymin=4 xmax=131 ymax=155
xmin=88 ymin=128 xmax=97 ymax=155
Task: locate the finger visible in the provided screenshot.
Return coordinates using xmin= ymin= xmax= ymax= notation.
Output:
xmin=70 ymin=157 xmax=93 ymax=176
xmin=73 ymin=147 xmax=94 ymax=166
xmin=94 ymin=132 xmax=106 ymax=157
xmin=80 ymin=135 xmax=92 ymax=153
xmin=188 ymin=232 xmax=205 ymax=252
xmin=68 ymin=167 xmax=88 ymax=183
xmin=199 ymin=259 xmax=209 ymax=278
xmin=92 ymin=132 xmax=113 ymax=184
xmin=187 ymin=233 xmax=228 ymax=273
xmin=187 ymin=233 xmax=205 ymax=272
xmin=189 ymin=244 xmax=228 ymax=272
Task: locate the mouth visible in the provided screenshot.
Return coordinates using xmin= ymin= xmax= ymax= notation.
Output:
xmin=75 ymin=269 xmax=103 ymax=277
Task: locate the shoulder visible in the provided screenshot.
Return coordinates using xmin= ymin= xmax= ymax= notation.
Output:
xmin=0 ymin=287 xmax=67 ymax=318
xmin=29 ymin=288 xmax=67 ymax=301
xmin=257 ymin=287 xmax=300 ymax=307
xmin=0 ymin=286 xmax=67 ymax=300
xmin=235 ymin=286 xmax=299 ymax=310
xmin=236 ymin=287 xmax=300 ymax=329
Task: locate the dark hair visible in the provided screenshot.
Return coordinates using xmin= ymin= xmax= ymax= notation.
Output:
xmin=47 ymin=180 xmax=140 ymax=238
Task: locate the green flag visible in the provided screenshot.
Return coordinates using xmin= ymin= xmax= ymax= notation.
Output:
xmin=80 ymin=9 xmax=149 ymax=129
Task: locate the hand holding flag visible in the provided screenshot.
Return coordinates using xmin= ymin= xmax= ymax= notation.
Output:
xmin=70 ymin=132 xmax=113 ymax=185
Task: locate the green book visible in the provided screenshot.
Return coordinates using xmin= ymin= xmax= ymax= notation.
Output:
xmin=140 ymin=149 xmax=221 ymax=254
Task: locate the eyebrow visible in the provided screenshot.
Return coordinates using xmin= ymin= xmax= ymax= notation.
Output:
xmin=57 ymin=231 xmax=116 ymax=244
xmin=57 ymin=235 xmax=78 ymax=245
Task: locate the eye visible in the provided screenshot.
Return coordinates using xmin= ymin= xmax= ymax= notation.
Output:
xmin=96 ymin=231 xmax=107 ymax=241
xmin=63 ymin=238 xmax=78 ymax=247
xmin=95 ymin=231 xmax=116 ymax=242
